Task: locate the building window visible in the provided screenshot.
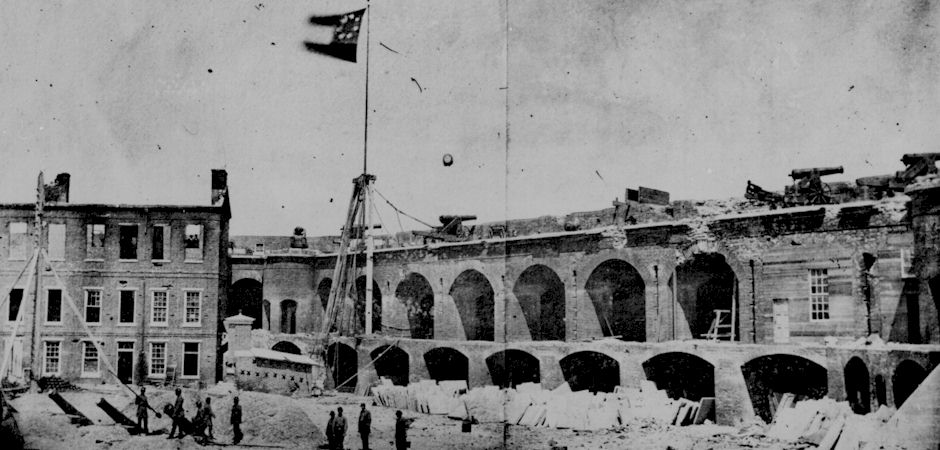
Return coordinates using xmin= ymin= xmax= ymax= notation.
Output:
xmin=85 ymin=289 xmax=102 ymax=324
xmin=184 ymin=291 xmax=201 ymax=326
xmin=152 ymin=225 xmax=168 ymax=261
xmin=86 ymin=224 xmax=105 ymax=260
xmin=184 ymin=224 xmax=203 ymax=261
xmin=48 ymin=223 xmax=66 ymax=261
xmin=151 ymin=291 xmax=168 ymax=325
xmin=119 ymin=290 xmax=135 ymax=324
xmin=149 ymin=342 xmax=166 ymax=377
xmin=182 ymin=342 xmax=200 ymax=378
xmin=43 ymin=341 xmax=61 ymax=375
xmin=810 ymin=269 xmax=830 ymax=321
xmin=46 ymin=289 xmax=62 ymax=323
xmin=82 ymin=342 xmax=100 ymax=376
xmin=9 ymin=222 xmax=28 ymax=261
xmin=8 ymin=289 xmax=23 ymax=321
xmin=901 ymin=249 xmax=914 ymax=279
xmin=119 ymin=225 xmax=138 ymax=260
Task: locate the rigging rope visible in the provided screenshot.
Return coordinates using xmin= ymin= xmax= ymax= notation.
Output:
xmin=372 ymin=187 xmax=436 ymax=229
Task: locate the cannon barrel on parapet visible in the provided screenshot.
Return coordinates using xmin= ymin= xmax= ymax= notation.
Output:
xmin=439 ymin=215 xmax=477 ymax=223
xmin=789 ymin=166 xmax=844 ymax=179
xmin=901 ymin=153 xmax=940 ymax=166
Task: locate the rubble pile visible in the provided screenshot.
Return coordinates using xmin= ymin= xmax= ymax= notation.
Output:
xmin=373 ymin=379 xmax=713 ymax=431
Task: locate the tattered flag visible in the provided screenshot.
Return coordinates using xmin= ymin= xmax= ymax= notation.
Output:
xmin=304 ymin=9 xmax=366 ymax=63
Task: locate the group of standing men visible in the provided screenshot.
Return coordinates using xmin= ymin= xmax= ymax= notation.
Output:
xmin=325 ymin=403 xmax=410 ymax=450
xmin=134 ymin=386 xmax=243 ymax=445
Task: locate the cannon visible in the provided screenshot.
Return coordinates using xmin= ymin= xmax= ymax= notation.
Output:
xmin=785 ymin=166 xmax=844 ymax=205
xmin=413 ymin=215 xmax=477 ymax=242
xmin=745 ymin=180 xmax=785 ymax=209
xmin=857 ymin=153 xmax=940 ymax=198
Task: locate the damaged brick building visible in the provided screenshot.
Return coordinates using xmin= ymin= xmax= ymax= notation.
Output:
xmin=0 ymin=170 xmax=230 ymax=387
xmin=229 ymin=164 xmax=940 ymax=425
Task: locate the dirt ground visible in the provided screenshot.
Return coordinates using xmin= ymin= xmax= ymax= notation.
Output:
xmin=9 ymin=384 xmax=797 ymax=450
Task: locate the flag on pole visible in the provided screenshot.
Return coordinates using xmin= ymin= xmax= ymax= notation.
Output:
xmin=304 ymin=9 xmax=366 ymax=63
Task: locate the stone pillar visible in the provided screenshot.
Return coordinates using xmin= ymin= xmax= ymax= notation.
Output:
xmin=906 ymin=179 xmax=940 ymax=344
xmin=224 ymin=313 xmax=256 ymax=352
xmin=714 ymin=356 xmax=756 ymax=426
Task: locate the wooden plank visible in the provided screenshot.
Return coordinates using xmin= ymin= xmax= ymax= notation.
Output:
xmin=638 ymin=187 xmax=669 ymax=205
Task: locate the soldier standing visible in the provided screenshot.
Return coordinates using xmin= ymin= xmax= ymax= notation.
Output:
xmin=168 ymin=388 xmax=186 ymax=439
xmin=358 ymin=403 xmax=371 ymax=450
xmin=134 ymin=386 xmax=149 ymax=434
xmin=334 ymin=407 xmax=347 ymax=450
xmin=230 ymin=396 xmax=243 ymax=445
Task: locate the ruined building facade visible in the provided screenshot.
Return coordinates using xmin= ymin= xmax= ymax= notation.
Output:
xmin=229 ymin=191 xmax=938 ymax=424
xmin=0 ymin=170 xmax=230 ymax=387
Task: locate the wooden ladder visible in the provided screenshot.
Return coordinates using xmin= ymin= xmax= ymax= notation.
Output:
xmin=702 ymin=309 xmax=733 ymax=341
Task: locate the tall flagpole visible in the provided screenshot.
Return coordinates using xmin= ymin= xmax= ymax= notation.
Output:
xmin=363 ymin=0 xmax=375 ymax=335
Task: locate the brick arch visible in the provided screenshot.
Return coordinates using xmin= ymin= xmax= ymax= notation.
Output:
xmin=584 ymin=258 xmax=647 ymax=341
xmin=394 ymin=272 xmax=435 ymax=339
xmin=560 ymin=351 xmax=620 ymax=393
xmin=511 ymin=264 xmax=566 ymax=341
xmin=643 ymin=351 xmax=716 ymax=403
xmin=449 ymin=269 xmax=496 ymax=341
xmin=741 ymin=353 xmax=828 ymax=422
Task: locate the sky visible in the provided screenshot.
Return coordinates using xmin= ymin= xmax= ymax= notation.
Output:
xmin=1 ymin=0 xmax=938 ymax=236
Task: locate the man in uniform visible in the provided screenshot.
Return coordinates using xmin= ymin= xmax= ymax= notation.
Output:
xmin=334 ymin=407 xmax=347 ymax=450
xmin=168 ymin=388 xmax=186 ymax=439
xmin=134 ymin=386 xmax=149 ymax=434
xmin=358 ymin=403 xmax=372 ymax=450
xmin=230 ymin=396 xmax=243 ymax=445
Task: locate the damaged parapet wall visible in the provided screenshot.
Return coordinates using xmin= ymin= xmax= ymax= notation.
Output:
xmin=907 ymin=177 xmax=940 ymax=343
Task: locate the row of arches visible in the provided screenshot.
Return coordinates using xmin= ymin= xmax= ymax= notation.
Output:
xmin=843 ymin=356 xmax=929 ymax=414
xmin=233 ymin=253 xmax=738 ymax=342
xmin=316 ymin=343 xmax=852 ymax=423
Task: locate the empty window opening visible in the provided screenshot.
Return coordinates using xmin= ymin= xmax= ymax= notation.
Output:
xmin=151 ymin=225 xmax=168 ymax=260
xmin=7 ymin=288 xmax=23 ymax=321
xmin=119 ymin=290 xmax=135 ymax=324
xmin=485 ymin=349 xmax=540 ymax=388
xmin=354 ymin=276 xmax=382 ymax=334
xmin=675 ymin=253 xmax=738 ymax=340
xmin=184 ymin=224 xmax=203 ymax=261
xmin=844 ymin=357 xmax=871 ymax=414
xmin=119 ymin=225 xmax=138 ymax=260
xmin=317 ymin=278 xmax=333 ymax=311
xmin=741 ymin=354 xmax=828 ymax=423
xmin=449 ymin=270 xmax=495 ymax=341
xmin=371 ymin=345 xmax=409 ymax=386
xmin=262 ymin=300 xmax=271 ymax=330
xmin=424 ymin=347 xmax=469 ymax=384
xmin=86 ymin=223 xmax=105 ymax=259
xmin=643 ymin=352 xmax=716 ymax=403
xmin=280 ymin=299 xmax=297 ymax=334
xmin=874 ymin=374 xmax=887 ymax=407
xmin=585 ymin=259 xmax=646 ymax=341
xmin=326 ymin=342 xmax=358 ymax=392
xmin=46 ymin=289 xmax=62 ymax=323
xmin=395 ymin=273 xmax=435 ymax=339
xmin=892 ymin=359 xmax=927 ymax=408
xmin=48 ymin=223 xmax=65 ymax=261
xmin=272 ymin=341 xmax=301 ymax=355
xmin=560 ymin=351 xmax=620 ymax=393
xmin=182 ymin=342 xmax=200 ymax=378
xmin=513 ymin=264 xmax=566 ymax=341
xmin=9 ymin=222 xmax=28 ymax=261
xmin=229 ymin=278 xmax=263 ymax=329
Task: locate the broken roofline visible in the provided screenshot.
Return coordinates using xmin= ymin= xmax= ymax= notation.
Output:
xmin=236 ymin=198 xmax=908 ymax=259
xmin=0 ymin=202 xmax=228 ymax=214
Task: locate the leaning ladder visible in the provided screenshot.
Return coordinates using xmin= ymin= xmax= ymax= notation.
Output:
xmin=703 ymin=309 xmax=733 ymax=341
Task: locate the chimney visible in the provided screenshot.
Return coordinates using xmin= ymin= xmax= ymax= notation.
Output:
xmin=44 ymin=173 xmax=70 ymax=203
xmin=211 ymin=169 xmax=228 ymax=206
